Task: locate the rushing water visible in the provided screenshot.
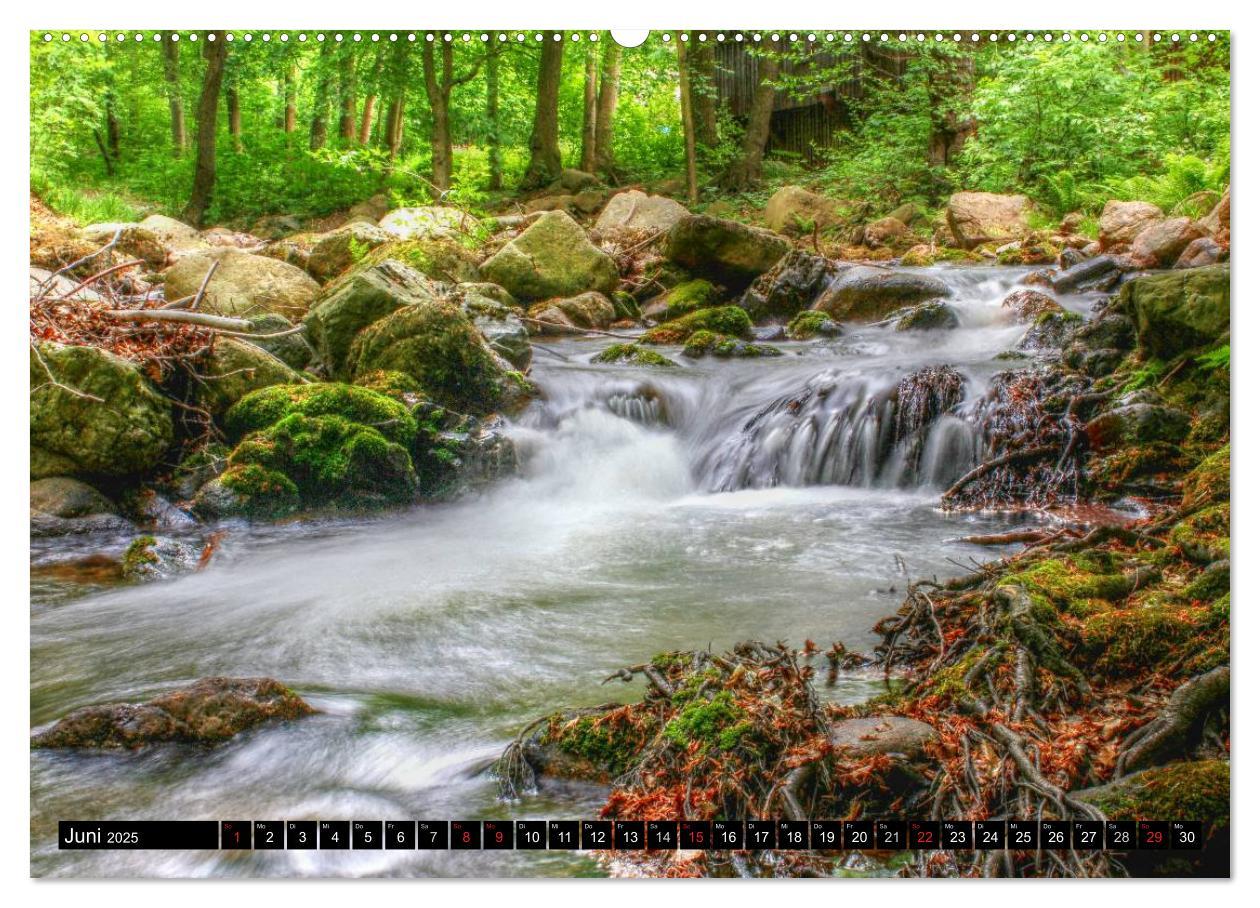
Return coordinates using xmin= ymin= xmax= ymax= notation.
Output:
xmin=30 ymin=266 xmax=1096 ymax=877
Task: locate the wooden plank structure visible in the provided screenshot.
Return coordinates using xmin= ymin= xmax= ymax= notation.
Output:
xmin=713 ymin=40 xmax=911 ymax=162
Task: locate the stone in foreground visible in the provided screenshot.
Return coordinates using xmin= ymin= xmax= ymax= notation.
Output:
xmin=31 ymin=678 xmax=315 ymax=749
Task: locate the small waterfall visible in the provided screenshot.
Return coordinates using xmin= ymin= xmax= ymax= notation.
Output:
xmin=696 ymin=365 xmax=978 ymax=492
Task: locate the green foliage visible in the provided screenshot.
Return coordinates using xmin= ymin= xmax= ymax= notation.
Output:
xmin=642 ymin=306 xmax=753 ymax=345
xmin=1196 ymin=344 xmax=1230 ymax=372
xmin=662 ymin=691 xmax=751 ymax=753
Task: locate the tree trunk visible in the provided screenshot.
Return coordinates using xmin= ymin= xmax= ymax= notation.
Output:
xmin=105 ymin=91 xmax=121 ymax=161
xmin=339 ymin=48 xmax=357 ymax=142
xmin=594 ymin=41 xmax=622 ymax=179
xmin=283 ymin=64 xmax=297 ymax=133
xmin=724 ymin=42 xmax=780 ymax=189
xmin=309 ymin=42 xmax=334 ymax=151
xmin=690 ymin=32 xmax=719 ymax=149
xmin=184 ymin=33 xmax=227 ymax=227
xmin=161 ymin=33 xmax=186 ymax=156
xmin=422 ymin=43 xmax=453 ymax=194
xmin=387 ymin=96 xmax=405 ymax=158
xmin=358 ymin=48 xmax=386 ymax=144
xmin=486 ymin=43 xmax=502 ymax=191
xmin=580 ymin=44 xmax=599 ymax=173
xmin=226 ymin=86 xmax=243 ymax=152
xmin=521 ymin=32 xmax=565 ymax=190
xmin=677 ymin=38 xmax=699 ymax=204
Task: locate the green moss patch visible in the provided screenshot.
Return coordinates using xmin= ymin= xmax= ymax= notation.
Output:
xmin=642 ymin=306 xmax=752 ymax=345
xmin=592 ymin=343 xmax=677 ymax=367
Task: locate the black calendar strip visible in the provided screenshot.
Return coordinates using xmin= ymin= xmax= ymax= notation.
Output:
xmin=59 ymin=819 xmax=1205 ymax=851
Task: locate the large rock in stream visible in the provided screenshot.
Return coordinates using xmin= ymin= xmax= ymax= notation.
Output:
xmin=812 ymin=265 xmax=950 ymax=322
xmin=480 ymin=210 xmax=619 ymax=301
xmin=1117 ymin=264 xmax=1230 ymax=360
xmin=30 ymin=343 xmax=173 ymax=480
xmin=30 ymin=476 xmax=133 ymax=536
xmin=740 ymin=250 xmax=840 ymax=319
xmin=31 ymin=678 xmax=315 ymax=749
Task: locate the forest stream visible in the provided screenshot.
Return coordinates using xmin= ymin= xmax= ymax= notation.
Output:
xmin=32 ymin=266 xmax=1112 ymax=877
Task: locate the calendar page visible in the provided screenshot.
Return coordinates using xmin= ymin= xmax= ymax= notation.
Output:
xmin=27 ymin=16 xmax=1231 ymax=884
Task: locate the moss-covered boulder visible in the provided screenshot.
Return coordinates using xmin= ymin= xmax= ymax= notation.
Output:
xmin=1017 ymin=308 xmax=1083 ymax=353
xmin=786 ymin=310 xmax=843 ymax=339
xmin=195 ymin=338 xmax=304 ymax=416
xmin=204 ymin=383 xmax=423 ymax=516
xmin=480 ymin=210 xmax=619 ymax=301
xmin=162 ymin=248 xmax=320 ymax=318
xmin=664 ymin=214 xmax=791 ymax=285
xmin=349 ymin=236 xmax=482 ymax=284
xmin=243 ymin=313 xmax=314 ymax=371
xmin=642 ymin=306 xmax=753 ymax=345
xmin=646 ymin=279 xmax=721 ymax=321
xmin=522 ymin=708 xmax=654 ymax=783
xmin=1085 ymin=403 xmax=1191 ymax=451
xmin=348 ymin=300 xmax=519 ymax=414
xmin=303 ymin=260 xmax=443 ymax=378
xmin=31 ymin=677 xmax=315 ymax=749
xmin=306 ymin=221 xmax=393 ymax=282
xmin=591 ymin=343 xmax=677 ymax=367
xmin=1119 ymin=265 xmax=1230 ymax=361
xmin=30 ymin=343 xmax=173 ymax=480
xmin=813 ymin=265 xmax=950 ymax=322
xmin=682 ymin=330 xmax=783 ymax=358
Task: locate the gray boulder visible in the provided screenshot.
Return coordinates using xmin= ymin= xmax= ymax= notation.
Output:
xmin=813 ymin=265 xmax=950 ymax=322
xmin=481 ymin=211 xmax=619 ymax=301
xmin=664 ymin=214 xmax=791 ymax=285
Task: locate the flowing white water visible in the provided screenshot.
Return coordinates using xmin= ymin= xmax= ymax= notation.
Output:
xmin=30 ymin=266 xmax=1094 ymax=877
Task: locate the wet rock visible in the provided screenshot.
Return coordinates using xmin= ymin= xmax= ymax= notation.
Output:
xmin=1001 ymin=288 xmax=1063 ymax=322
xmin=828 ymin=716 xmax=938 ymax=760
xmin=863 ymin=216 xmax=910 ymax=248
xmin=664 ymin=214 xmax=791 ymax=285
xmin=378 ymin=206 xmax=470 ymax=240
xmin=764 ymin=185 xmax=844 ymax=236
xmin=195 ymin=338 xmax=304 ymax=416
xmin=31 ymin=677 xmax=315 ymax=749
xmin=740 ymin=250 xmax=840 ymax=320
xmin=945 ymin=191 xmax=1032 ymax=249
xmin=306 ymin=222 xmax=393 ymax=282
xmin=30 ymin=477 xmax=133 ymax=536
xmin=642 ymin=306 xmax=753 ymax=345
xmin=1175 ymin=237 xmax=1224 ymax=269
xmin=812 ymin=265 xmax=950 ymax=322
xmin=481 ymin=210 xmax=619 ymax=301
xmin=1016 ymin=308 xmax=1083 ymax=353
xmin=526 ymin=291 xmax=617 ymax=336
xmin=1118 ymin=265 xmax=1229 ymax=360
xmin=121 ymin=534 xmax=200 ymax=580
xmin=31 ymin=343 xmax=173 ymax=480
xmin=1085 ymin=403 xmax=1191 ymax=450
xmin=415 ymin=405 xmax=519 ymax=495
xmin=1068 ymin=313 xmax=1135 ymax=353
xmin=593 ymin=189 xmax=689 ymax=237
xmin=1130 ymin=217 xmax=1207 ymax=268
xmin=1099 ymin=200 xmax=1162 ymax=251
xmin=890 ymin=301 xmax=960 ymax=331
xmin=1059 ymin=247 xmax=1087 ymax=269
xmin=122 ymin=488 xmax=198 ymax=531
xmin=163 ymin=248 xmax=320 ymax=319
xmin=304 ymin=260 xmax=443 ymax=378
xmin=461 ymin=291 xmax=532 ymax=370
xmin=753 ymin=325 xmax=788 ymax=342
xmin=1051 ymin=255 xmax=1124 ymax=294
xmin=591 ymin=343 xmax=677 ymax=368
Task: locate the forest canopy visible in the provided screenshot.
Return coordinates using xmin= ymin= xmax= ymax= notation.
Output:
xmin=30 ymin=31 xmax=1230 ymax=227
